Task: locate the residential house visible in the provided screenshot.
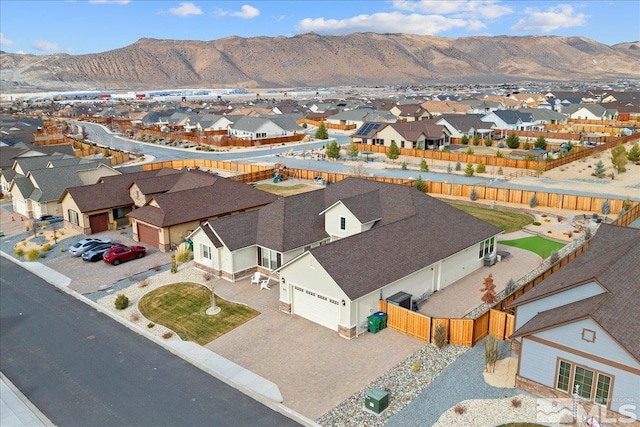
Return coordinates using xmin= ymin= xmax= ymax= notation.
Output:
xmin=228 ymin=116 xmax=303 ymax=140
xmin=127 ymin=170 xmax=277 ymax=252
xmin=351 ymin=121 xmax=447 ymax=149
xmin=389 ymin=104 xmax=430 ymax=122
xmin=326 ymin=108 xmax=396 ymax=129
xmin=190 ymin=178 xmax=501 ymax=338
xmin=420 ymin=100 xmax=473 ymax=117
xmin=9 ymin=155 xmax=118 ymax=219
xmin=562 ymin=104 xmax=617 ymax=121
xmin=467 ymin=100 xmax=504 ymax=114
xmin=518 ymin=109 xmax=568 ymax=128
xmin=508 ymin=224 xmax=640 ymax=424
xmin=435 ymin=114 xmax=494 ymax=142
xmin=481 ymin=110 xmax=537 ymax=132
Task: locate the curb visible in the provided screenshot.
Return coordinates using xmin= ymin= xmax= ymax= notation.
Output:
xmin=1 ymin=372 xmax=55 ymax=427
xmin=0 ymin=251 xmax=320 ymax=427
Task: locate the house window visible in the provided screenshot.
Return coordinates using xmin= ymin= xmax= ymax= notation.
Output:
xmin=556 ymin=360 xmax=571 ymax=392
xmin=201 ymin=244 xmax=211 ymax=260
xmin=259 ymin=247 xmax=281 ymax=270
xmin=581 ymin=328 xmax=596 ymax=343
xmin=340 ymin=217 xmax=346 ymax=231
xmin=478 ymin=237 xmax=495 ymax=259
xmin=573 ymin=366 xmax=594 ymax=400
xmin=68 ymin=209 xmax=79 ymax=226
xmin=594 ymin=373 xmax=612 ymax=406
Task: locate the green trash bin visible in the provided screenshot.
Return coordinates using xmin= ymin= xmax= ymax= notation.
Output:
xmin=374 ymin=311 xmax=387 ymax=330
xmin=368 ymin=314 xmax=381 ymax=334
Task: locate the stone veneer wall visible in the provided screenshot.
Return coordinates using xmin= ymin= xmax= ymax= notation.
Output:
xmin=516 ymin=376 xmax=640 ymax=426
xmin=279 ymin=301 xmax=291 ymax=313
xmin=338 ymin=325 xmax=356 ymax=339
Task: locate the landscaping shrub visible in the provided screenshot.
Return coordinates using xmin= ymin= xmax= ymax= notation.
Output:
xmin=170 ymin=255 xmax=178 ymax=274
xmin=447 ymin=163 xmax=453 ymax=174
xmin=433 ymin=323 xmax=447 ymax=349
xmin=139 ymin=278 xmax=150 ymax=288
xmin=484 ymin=334 xmax=499 ymax=372
xmin=115 ymin=294 xmax=130 ymax=310
xmin=497 ymin=166 xmax=503 ymax=175
xmin=25 ymin=249 xmax=40 ymax=261
xmin=147 ymin=322 xmax=155 ymax=328
xmin=42 ymin=243 xmax=52 ymax=251
xmin=466 ymin=147 xmax=474 ymax=155
xmin=529 ymin=193 xmax=538 ymax=208
xmin=15 ymin=247 xmax=25 ymax=257
xmin=203 ymin=272 xmax=213 ymax=282
xmin=465 ymin=163 xmax=475 ymax=177
xmin=420 ymin=159 xmax=428 ymax=172
xmin=532 ymin=221 xmax=541 ymax=226
xmin=162 ymin=331 xmax=174 ymax=339
xmin=505 ymin=278 xmax=516 ymax=295
xmin=470 ymin=188 xmax=478 ymax=201
xmin=549 ymin=250 xmax=560 ymax=264
xmin=176 ymin=250 xmax=191 ymax=264
xmin=454 ymin=404 xmax=466 ymax=415
xmin=130 ymin=312 xmax=140 ymax=322
xmin=511 ymin=397 xmax=522 ymax=408
xmin=476 ymin=161 xmax=486 ymax=173
xmin=412 ymin=360 xmax=421 ymax=372
xmin=455 ymin=161 xmax=461 ymax=171
xmin=415 ymin=175 xmax=426 ymax=193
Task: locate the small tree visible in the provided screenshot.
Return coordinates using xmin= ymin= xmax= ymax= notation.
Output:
xmin=464 ymin=163 xmax=474 ymax=177
xmin=476 ymin=161 xmax=486 ymax=174
xmin=170 ymin=254 xmax=178 ymax=274
xmin=522 ymin=139 xmax=531 ymax=150
xmin=628 ymin=143 xmax=640 ymax=162
xmin=480 ymin=273 xmax=497 ymax=305
xmin=420 ymin=158 xmax=429 ymax=171
xmin=505 ymin=132 xmax=520 ymax=149
xmin=601 ymin=199 xmax=611 ymax=216
xmin=386 ymin=140 xmax=401 ymax=161
xmin=484 ymin=135 xmax=492 ymax=147
xmin=433 ymin=323 xmax=447 ymax=349
xmin=505 ymin=278 xmax=516 ymax=295
xmin=593 ymin=160 xmax=606 ymax=178
xmin=470 ymin=187 xmax=478 ymax=201
xmin=346 ymin=141 xmax=359 ymax=160
xmin=529 ymin=193 xmax=538 ymax=208
xmin=534 ymin=135 xmax=547 ymax=150
xmin=455 ymin=161 xmax=461 ymax=171
xmin=495 ymin=150 xmax=504 ymax=158
xmin=466 ymin=147 xmax=474 ymax=155
xmin=447 ymin=163 xmax=453 ymax=174
xmin=497 ymin=166 xmax=503 ymax=175
xmin=460 ymin=134 xmax=469 ymax=145
xmin=115 ymin=294 xmax=129 ymax=310
xmin=314 ymin=121 xmax=329 ymax=140
xmin=611 ymin=144 xmax=628 ymax=174
xmin=484 ymin=334 xmax=499 ymax=373
xmin=472 ymin=133 xmax=481 ymax=146
xmin=326 ymin=140 xmax=341 ymax=160
xmin=415 ymin=175 xmax=426 ymax=192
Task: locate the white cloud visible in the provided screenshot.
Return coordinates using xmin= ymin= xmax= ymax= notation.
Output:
xmin=296 ymin=12 xmax=467 ymax=36
xmin=0 ymin=33 xmax=13 ymax=47
xmin=89 ymin=0 xmax=131 ymax=4
xmin=32 ymin=40 xmax=61 ymax=52
xmin=231 ymin=5 xmax=260 ymax=19
xmin=169 ymin=2 xmax=203 ymax=17
xmin=511 ymin=4 xmax=588 ymax=32
xmin=392 ymin=0 xmax=512 ymax=19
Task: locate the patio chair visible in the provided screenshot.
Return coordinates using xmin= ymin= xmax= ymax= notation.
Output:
xmin=260 ymin=279 xmax=271 ymax=290
xmin=251 ymin=272 xmax=261 ymax=286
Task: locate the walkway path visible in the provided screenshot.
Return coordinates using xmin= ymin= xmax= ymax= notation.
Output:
xmin=384 ymin=338 xmax=522 ymax=427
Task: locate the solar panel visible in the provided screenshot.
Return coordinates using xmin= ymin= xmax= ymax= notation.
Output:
xmin=358 ymin=122 xmax=381 ymax=135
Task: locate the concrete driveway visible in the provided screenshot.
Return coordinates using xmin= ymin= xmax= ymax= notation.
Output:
xmin=203 ymin=274 xmax=425 ymax=421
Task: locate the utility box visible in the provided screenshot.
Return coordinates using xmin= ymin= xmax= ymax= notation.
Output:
xmin=364 ymin=388 xmax=389 ymax=414
xmin=386 ymin=291 xmax=412 ymax=310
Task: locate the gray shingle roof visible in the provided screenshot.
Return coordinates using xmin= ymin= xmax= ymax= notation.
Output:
xmin=27 ymin=167 xmax=85 ymax=202
xmin=510 ymin=224 xmax=640 ymax=360
xmin=206 ymin=210 xmax=261 ymax=251
xmin=311 ymin=184 xmax=501 ymax=300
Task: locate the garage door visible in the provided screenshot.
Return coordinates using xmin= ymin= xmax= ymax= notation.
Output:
xmin=137 ymin=223 xmax=159 ymax=248
xmin=89 ymin=212 xmax=109 ymax=233
xmin=13 ymin=199 xmax=27 ymax=216
xmin=292 ymin=286 xmax=340 ymax=331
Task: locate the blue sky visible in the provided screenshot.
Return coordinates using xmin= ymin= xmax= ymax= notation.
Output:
xmin=1 ymin=1 xmax=638 ymax=55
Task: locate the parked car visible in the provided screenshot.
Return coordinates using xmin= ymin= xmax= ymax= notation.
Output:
xmin=35 ymin=215 xmax=64 ymax=224
xmin=102 ymin=245 xmax=146 ymax=265
xmin=81 ymin=243 xmax=124 ymax=262
xmin=68 ymin=237 xmax=113 ymax=257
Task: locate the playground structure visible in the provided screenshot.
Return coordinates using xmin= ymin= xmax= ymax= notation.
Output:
xmin=273 ymin=163 xmax=296 ymax=183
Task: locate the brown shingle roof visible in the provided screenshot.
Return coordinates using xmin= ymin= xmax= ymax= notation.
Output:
xmin=128 ymin=177 xmax=277 ymax=227
xmin=510 ymin=224 xmax=640 ymax=361
xmin=206 ymin=210 xmax=260 ymax=251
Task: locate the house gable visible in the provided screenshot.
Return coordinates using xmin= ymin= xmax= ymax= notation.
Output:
xmin=321 ymin=201 xmax=366 ymax=240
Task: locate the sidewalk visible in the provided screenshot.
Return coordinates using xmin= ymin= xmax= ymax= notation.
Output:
xmin=1 ymin=374 xmax=51 ymax=427
xmin=0 ymin=252 xmax=318 ymax=427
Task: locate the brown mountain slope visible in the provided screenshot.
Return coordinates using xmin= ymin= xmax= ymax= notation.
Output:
xmin=1 ymin=33 xmax=639 ymax=92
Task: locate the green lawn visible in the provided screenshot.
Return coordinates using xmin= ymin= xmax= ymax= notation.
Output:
xmin=139 ymin=282 xmax=259 ymax=345
xmin=447 ymin=202 xmax=534 ymax=233
xmin=500 ymin=236 xmax=566 ymax=259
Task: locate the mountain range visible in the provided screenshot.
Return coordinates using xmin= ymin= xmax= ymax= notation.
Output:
xmin=1 ymin=33 xmax=639 ymax=93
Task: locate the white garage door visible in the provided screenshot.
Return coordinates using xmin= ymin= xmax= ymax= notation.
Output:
xmin=292 ymin=285 xmax=340 ymax=331
xmin=13 ymin=199 xmax=27 ymax=216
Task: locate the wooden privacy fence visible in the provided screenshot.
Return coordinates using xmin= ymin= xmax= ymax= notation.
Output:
xmin=378 ymin=301 xmax=514 ymax=347
xmin=297 ymin=118 xmax=357 ymax=131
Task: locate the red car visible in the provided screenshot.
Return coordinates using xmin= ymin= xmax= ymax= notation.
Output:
xmin=102 ymin=245 xmax=146 ymax=265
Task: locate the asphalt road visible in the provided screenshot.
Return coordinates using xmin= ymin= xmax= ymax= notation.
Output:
xmin=0 ymin=257 xmax=300 ymax=427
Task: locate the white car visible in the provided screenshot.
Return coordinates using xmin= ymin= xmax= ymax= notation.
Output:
xmin=68 ymin=237 xmax=112 ymax=257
